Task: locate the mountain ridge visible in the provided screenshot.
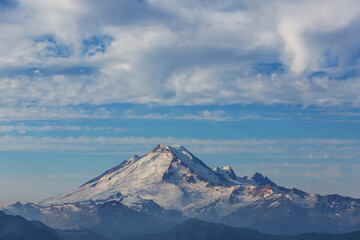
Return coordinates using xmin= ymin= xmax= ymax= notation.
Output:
xmin=124 ymin=218 xmax=360 ymax=240
xmin=3 ymin=144 xmax=360 ymax=236
xmin=0 ymin=210 xmax=61 ymax=240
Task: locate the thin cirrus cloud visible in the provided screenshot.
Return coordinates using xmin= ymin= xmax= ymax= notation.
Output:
xmin=0 ymin=125 xmax=124 ymax=134
xmin=0 ymin=106 xmax=111 ymax=121
xmin=122 ymin=110 xmax=232 ymax=121
xmin=0 ymin=135 xmax=359 ymax=161
xmin=0 ymin=0 xmax=360 ymax=114
xmin=122 ymin=110 xmax=289 ymax=121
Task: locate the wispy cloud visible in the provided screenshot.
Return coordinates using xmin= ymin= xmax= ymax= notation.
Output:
xmin=0 ymin=125 xmax=81 ymax=134
xmin=0 ymin=135 xmax=358 ymax=161
xmin=123 ymin=110 xmax=232 ymax=121
xmin=0 ymin=124 xmax=124 ymax=134
xmin=0 ymin=106 xmax=111 ymax=121
xmin=320 ymin=111 xmax=360 ymax=117
xmin=122 ymin=109 xmax=290 ymax=121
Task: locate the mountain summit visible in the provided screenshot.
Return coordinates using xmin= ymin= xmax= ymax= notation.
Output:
xmin=40 ymin=144 xmax=259 ymax=214
xmin=4 ymin=145 xmax=360 ymax=236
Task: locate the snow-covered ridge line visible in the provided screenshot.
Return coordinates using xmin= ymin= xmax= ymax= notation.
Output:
xmin=82 ymin=154 xmax=141 ymax=187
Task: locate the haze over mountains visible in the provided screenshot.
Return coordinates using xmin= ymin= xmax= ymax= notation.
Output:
xmin=2 ymin=210 xmax=359 ymax=240
xmin=125 ymin=218 xmax=360 ymax=240
xmin=3 ymin=145 xmax=360 ymax=239
xmin=0 ymin=211 xmax=61 ymax=240
xmin=0 ymin=210 xmax=109 ymax=240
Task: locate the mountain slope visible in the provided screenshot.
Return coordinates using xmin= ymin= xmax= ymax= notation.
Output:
xmin=3 ymin=201 xmax=174 ymax=240
xmin=223 ymin=187 xmax=360 ymax=234
xmin=125 ymin=218 xmax=360 ymax=240
xmin=0 ymin=211 xmax=61 ymax=240
xmin=57 ymin=229 xmax=110 ymax=240
xmin=40 ymin=145 xmax=260 ymax=219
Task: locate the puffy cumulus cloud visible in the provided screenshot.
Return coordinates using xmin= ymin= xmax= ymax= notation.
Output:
xmin=0 ymin=0 xmax=360 ymax=113
xmin=276 ymin=0 xmax=360 ymax=73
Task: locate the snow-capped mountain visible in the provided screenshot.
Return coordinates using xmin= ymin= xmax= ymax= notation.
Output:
xmin=39 ymin=144 xmax=260 ymax=218
xmin=3 ymin=144 xmax=360 ymax=236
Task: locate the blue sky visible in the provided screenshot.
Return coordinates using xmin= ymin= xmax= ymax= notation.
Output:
xmin=1 ymin=0 xmax=360 ymax=206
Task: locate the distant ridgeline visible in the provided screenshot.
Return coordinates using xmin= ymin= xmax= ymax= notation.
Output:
xmin=1 ymin=211 xmax=360 ymax=240
xmin=0 ymin=210 xmax=107 ymax=240
xmin=2 ymin=145 xmax=360 ymax=240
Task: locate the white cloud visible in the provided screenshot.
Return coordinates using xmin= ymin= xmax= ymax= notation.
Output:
xmin=277 ymin=0 xmax=360 ymax=73
xmin=0 ymin=125 xmax=81 ymax=134
xmin=0 ymin=135 xmax=359 ymax=161
xmin=0 ymin=125 xmax=124 ymax=134
xmin=123 ymin=109 xmax=231 ymax=121
xmin=0 ymin=105 xmax=110 ymax=121
xmin=0 ymin=0 xmax=359 ymax=113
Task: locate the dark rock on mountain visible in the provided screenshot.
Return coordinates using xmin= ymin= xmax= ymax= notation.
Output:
xmin=252 ymin=172 xmax=276 ymax=186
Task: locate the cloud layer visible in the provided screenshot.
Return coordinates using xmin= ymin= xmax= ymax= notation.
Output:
xmin=0 ymin=135 xmax=358 ymax=161
xmin=1 ymin=0 xmax=360 ymax=112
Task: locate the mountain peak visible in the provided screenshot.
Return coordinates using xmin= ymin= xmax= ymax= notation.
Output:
xmin=129 ymin=154 xmax=141 ymax=163
xmin=150 ymin=144 xmax=208 ymax=171
xmin=252 ymin=172 xmax=276 ymax=186
xmin=152 ymin=144 xmax=187 ymax=153
xmin=212 ymin=166 xmax=237 ymax=180
xmin=40 ymin=144 xmax=233 ymax=206
xmin=221 ymin=166 xmax=232 ymax=171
